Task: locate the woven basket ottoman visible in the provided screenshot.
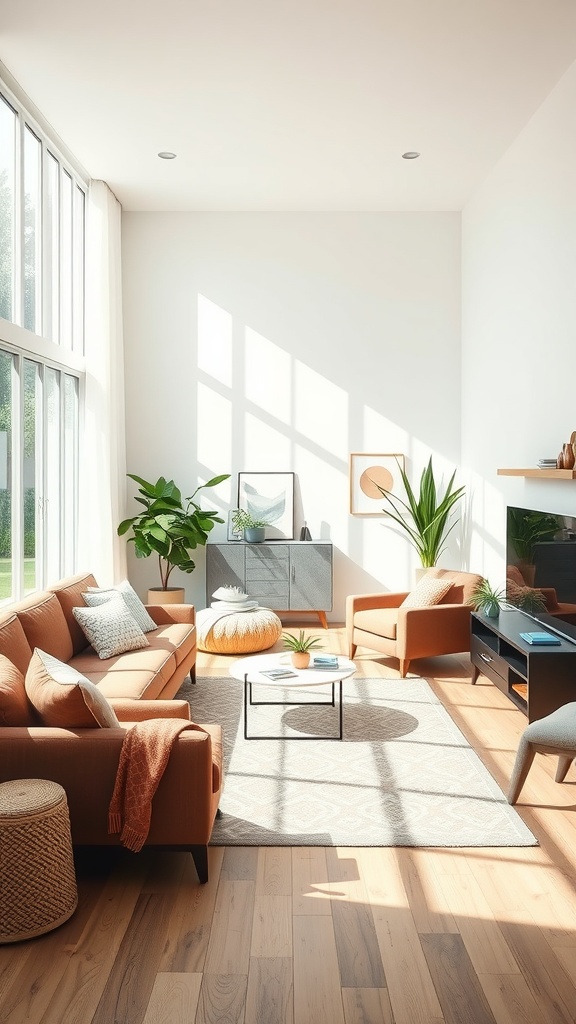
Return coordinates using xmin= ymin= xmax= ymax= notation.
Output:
xmin=0 ymin=779 xmax=78 ymax=944
xmin=197 ymin=608 xmax=283 ymax=655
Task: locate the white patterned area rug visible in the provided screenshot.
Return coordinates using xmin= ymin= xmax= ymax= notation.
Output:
xmin=177 ymin=676 xmax=537 ymax=848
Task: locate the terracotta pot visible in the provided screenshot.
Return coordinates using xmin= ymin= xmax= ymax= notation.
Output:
xmin=290 ymin=651 xmax=310 ymax=670
xmin=147 ymin=587 xmax=186 ymax=605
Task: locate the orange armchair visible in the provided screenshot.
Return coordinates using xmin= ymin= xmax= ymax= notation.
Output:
xmin=346 ymin=568 xmax=482 ymax=677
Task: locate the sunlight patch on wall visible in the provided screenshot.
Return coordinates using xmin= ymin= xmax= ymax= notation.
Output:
xmin=245 ymin=327 xmax=291 ymax=422
xmin=362 ymin=404 xmax=408 ymax=457
xmin=245 ymin=412 xmax=291 ymax=468
xmin=294 ymin=447 xmax=346 ymax=541
xmin=295 ymin=362 xmax=347 ymax=457
xmin=198 ymin=294 xmax=232 ymax=387
xmin=467 ymin=470 xmax=506 ymax=580
xmin=197 ymin=382 xmax=232 ymax=502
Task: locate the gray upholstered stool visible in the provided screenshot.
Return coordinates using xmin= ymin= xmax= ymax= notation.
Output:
xmin=508 ymin=702 xmax=576 ymax=804
xmin=0 ymin=779 xmax=78 ymax=943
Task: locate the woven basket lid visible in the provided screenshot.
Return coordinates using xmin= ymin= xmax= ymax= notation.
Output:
xmin=0 ymin=779 xmax=66 ymax=819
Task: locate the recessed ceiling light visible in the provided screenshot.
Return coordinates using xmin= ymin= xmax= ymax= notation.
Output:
xmin=402 ymin=151 xmax=420 ymax=160
xmin=158 ymin=151 xmax=177 ymax=160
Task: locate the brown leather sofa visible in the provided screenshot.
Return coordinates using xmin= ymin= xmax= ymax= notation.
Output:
xmin=347 ymin=567 xmax=482 ymax=677
xmin=0 ymin=573 xmax=222 ymax=882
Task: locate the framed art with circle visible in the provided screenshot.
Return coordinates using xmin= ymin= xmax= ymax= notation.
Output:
xmin=349 ymin=453 xmax=405 ymax=515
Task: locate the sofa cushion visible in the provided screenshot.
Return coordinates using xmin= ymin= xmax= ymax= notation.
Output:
xmin=84 ymin=580 xmax=157 ymax=633
xmin=49 ymin=572 xmax=99 ymax=655
xmin=0 ymin=654 xmax=37 ymax=726
xmin=0 ymin=612 xmax=34 ymax=675
xmin=16 ymin=591 xmax=74 ymax=663
xmin=146 ymin=623 xmax=196 ymax=666
xmin=72 ymin=597 xmax=149 ymax=660
xmin=69 ymin=645 xmax=178 ymax=700
xmin=400 ymin=576 xmax=454 ymax=609
xmin=354 ymin=608 xmax=399 ymax=640
xmin=25 ymin=649 xmax=120 ymax=728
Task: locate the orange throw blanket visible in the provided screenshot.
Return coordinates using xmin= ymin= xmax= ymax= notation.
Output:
xmin=109 ymin=717 xmax=207 ymax=852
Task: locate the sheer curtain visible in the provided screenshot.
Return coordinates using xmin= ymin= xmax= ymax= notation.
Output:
xmin=78 ymin=180 xmax=127 ymax=586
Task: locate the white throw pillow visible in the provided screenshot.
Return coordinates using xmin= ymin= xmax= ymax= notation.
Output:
xmin=72 ymin=595 xmax=149 ymax=659
xmin=400 ymin=576 xmax=454 ymax=609
xmin=84 ymin=579 xmax=157 ymax=632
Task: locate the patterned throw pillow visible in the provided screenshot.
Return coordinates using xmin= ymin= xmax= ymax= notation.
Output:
xmin=72 ymin=595 xmax=149 ymax=660
xmin=84 ymin=579 xmax=157 ymax=632
xmin=25 ymin=649 xmax=120 ymax=727
xmin=400 ymin=576 xmax=454 ymax=609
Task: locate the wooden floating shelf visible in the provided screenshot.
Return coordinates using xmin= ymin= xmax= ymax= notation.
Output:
xmin=497 ymin=468 xmax=576 ymax=479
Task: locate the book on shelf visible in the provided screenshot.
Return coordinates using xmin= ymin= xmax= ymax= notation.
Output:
xmin=519 ymin=631 xmax=561 ymax=645
xmin=260 ymin=668 xmax=299 ymax=680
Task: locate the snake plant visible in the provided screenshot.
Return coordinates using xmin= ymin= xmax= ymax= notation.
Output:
xmin=375 ymin=457 xmax=465 ymax=568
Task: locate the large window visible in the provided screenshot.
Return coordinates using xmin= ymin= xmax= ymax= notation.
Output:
xmin=0 ymin=351 xmax=79 ymax=600
xmin=0 ymin=76 xmax=86 ymax=601
xmin=0 ymin=86 xmax=85 ymax=350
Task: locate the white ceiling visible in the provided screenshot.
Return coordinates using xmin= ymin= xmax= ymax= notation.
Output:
xmin=2 ymin=0 xmax=576 ymax=211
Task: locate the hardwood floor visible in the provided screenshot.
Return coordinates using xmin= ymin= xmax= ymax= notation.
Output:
xmin=2 ymin=623 xmax=576 ymax=1023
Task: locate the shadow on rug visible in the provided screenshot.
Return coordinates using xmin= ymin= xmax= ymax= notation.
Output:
xmin=176 ymin=676 xmax=537 ymax=848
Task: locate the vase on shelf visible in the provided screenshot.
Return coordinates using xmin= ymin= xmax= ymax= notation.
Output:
xmin=562 ymin=443 xmax=575 ymax=470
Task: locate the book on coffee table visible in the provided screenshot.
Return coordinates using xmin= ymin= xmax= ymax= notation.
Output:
xmin=260 ymin=668 xmax=299 ymax=680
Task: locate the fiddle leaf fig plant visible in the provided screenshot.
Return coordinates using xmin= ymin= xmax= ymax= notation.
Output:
xmin=118 ymin=472 xmax=230 ymax=590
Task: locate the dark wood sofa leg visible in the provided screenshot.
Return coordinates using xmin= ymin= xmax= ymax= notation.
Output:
xmin=190 ymin=844 xmax=208 ymax=883
xmin=189 ymin=663 xmax=196 ymax=684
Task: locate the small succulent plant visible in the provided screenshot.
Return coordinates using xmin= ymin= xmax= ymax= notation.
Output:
xmin=282 ymin=630 xmax=323 ymax=653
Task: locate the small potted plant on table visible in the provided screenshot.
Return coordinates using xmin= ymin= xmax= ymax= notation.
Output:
xmin=231 ymin=508 xmax=270 ymax=543
xmin=282 ymin=630 xmax=323 ymax=669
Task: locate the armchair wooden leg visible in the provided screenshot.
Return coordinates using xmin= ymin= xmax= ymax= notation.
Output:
xmin=399 ymin=659 xmax=409 ymax=677
xmin=349 ymin=642 xmax=357 ymax=659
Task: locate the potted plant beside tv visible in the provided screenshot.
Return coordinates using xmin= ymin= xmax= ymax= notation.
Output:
xmin=375 ymin=457 xmax=465 ymax=576
xmin=118 ymin=472 xmax=229 ymax=603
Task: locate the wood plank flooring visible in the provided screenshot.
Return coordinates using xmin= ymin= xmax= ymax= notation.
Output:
xmin=2 ymin=623 xmax=576 ymax=1023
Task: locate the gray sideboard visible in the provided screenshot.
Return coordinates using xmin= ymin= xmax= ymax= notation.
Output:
xmin=206 ymin=541 xmax=333 ymax=627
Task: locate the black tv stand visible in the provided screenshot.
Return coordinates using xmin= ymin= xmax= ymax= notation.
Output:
xmin=471 ymin=610 xmax=576 ymax=722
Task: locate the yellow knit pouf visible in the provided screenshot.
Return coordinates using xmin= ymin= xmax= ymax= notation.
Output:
xmin=0 ymin=779 xmax=78 ymax=943
xmin=197 ymin=608 xmax=283 ymax=655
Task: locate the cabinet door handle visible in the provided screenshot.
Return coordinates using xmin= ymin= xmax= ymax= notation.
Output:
xmin=291 ymin=565 xmax=295 ymax=582
xmin=479 ymin=652 xmax=493 ymax=664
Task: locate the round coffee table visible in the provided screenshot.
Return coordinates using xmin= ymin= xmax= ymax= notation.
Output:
xmin=229 ymin=653 xmax=356 ymax=740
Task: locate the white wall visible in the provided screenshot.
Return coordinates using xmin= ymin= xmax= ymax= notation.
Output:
xmin=122 ymin=213 xmax=461 ymax=618
xmin=462 ymin=59 xmax=576 ymax=585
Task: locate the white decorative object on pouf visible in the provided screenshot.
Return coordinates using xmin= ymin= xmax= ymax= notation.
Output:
xmin=197 ymin=603 xmax=282 ymax=655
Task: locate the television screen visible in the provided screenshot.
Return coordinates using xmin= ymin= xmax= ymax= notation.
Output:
xmin=506 ymin=505 xmax=576 ymax=626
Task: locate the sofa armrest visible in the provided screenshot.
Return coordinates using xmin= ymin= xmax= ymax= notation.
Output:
xmin=396 ymin=603 xmax=473 ymax=658
xmin=347 ymin=592 xmax=408 ymax=616
xmin=346 ymin=592 xmax=408 ymax=648
xmin=0 ymin=722 xmax=222 ymax=847
xmin=145 ymin=604 xmax=196 ymax=626
xmin=109 ymin=698 xmax=191 ymax=722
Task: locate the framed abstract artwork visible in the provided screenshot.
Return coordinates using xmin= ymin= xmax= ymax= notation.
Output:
xmin=349 ymin=453 xmax=405 ymax=515
xmin=237 ymin=472 xmax=295 ymax=539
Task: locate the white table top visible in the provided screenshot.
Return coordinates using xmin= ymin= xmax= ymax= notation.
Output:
xmin=229 ymin=652 xmax=356 ymax=687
